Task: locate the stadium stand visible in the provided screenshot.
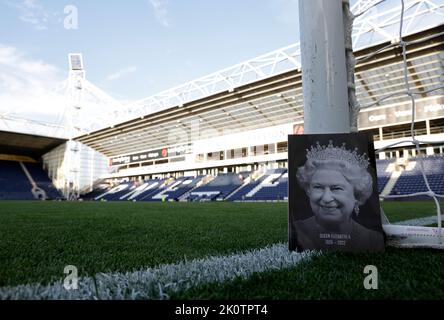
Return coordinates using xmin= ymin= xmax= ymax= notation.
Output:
xmin=133 ymin=178 xmax=169 ymax=201
xmin=0 ymin=161 xmax=34 ymax=200
xmin=87 ymin=176 xmax=206 ymax=202
xmin=104 ymin=178 xmax=168 ymax=201
xmin=150 ymin=176 xmax=204 ymax=201
xmin=23 ymin=162 xmax=63 ymax=199
xmin=94 ymin=181 xmax=134 ymax=201
xmin=81 ymin=182 xmax=111 ymax=200
xmin=229 ymin=169 xmax=287 ymax=201
xmin=251 ymin=172 xmax=288 ymax=201
xmin=187 ymin=173 xmax=244 ymax=201
xmin=53 ymin=156 xmax=444 ymax=202
xmin=390 ymin=154 xmax=444 ymax=195
xmin=228 ymin=173 xmax=268 ymax=201
xmin=26 ymin=153 xmax=439 ymax=203
xmin=376 ymin=159 xmax=393 ymax=194
xmin=0 ymin=160 xmax=63 ymax=200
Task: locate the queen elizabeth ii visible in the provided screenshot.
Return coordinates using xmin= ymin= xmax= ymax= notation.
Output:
xmin=295 ymin=141 xmax=384 ymax=252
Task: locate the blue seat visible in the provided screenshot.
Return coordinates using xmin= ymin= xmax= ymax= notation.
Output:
xmin=0 ymin=161 xmax=34 ymax=200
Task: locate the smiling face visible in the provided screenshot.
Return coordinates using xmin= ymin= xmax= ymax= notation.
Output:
xmin=307 ymin=169 xmax=356 ymax=228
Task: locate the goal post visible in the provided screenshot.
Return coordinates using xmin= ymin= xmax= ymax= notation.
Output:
xmin=299 ymin=0 xmax=351 ymax=134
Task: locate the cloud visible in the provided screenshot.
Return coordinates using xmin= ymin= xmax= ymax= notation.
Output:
xmin=5 ymin=0 xmax=61 ymax=31
xmin=0 ymin=44 xmax=126 ymax=137
xmin=149 ymin=0 xmax=171 ymax=27
xmin=0 ymin=44 xmax=67 ymax=134
xmin=0 ymin=44 xmax=63 ymax=106
xmin=106 ymin=66 xmax=137 ymax=81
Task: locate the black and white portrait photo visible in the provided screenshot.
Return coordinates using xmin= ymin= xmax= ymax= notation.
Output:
xmin=288 ymin=133 xmax=385 ymax=252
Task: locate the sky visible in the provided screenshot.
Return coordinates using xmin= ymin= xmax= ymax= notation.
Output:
xmin=0 ymin=0 xmax=304 ymax=103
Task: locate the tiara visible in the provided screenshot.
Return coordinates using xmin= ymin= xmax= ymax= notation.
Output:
xmin=306 ymin=140 xmax=369 ymax=169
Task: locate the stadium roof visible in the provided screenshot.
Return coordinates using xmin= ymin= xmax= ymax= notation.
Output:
xmin=76 ymin=24 xmax=444 ymax=157
xmin=0 ymin=130 xmax=66 ymax=159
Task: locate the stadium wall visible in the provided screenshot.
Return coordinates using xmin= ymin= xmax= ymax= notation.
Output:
xmin=42 ymin=142 xmax=110 ymax=194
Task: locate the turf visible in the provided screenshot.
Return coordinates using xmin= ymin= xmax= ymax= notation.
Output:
xmin=0 ymin=200 xmax=441 ymax=292
xmin=380 ymin=200 xmax=441 ymax=222
xmin=171 ymin=247 xmax=444 ymax=299
xmin=0 ymin=201 xmax=287 ymax=286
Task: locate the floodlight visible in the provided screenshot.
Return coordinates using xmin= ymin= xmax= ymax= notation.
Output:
xmin=69 ymin=53 xmax=84 ymax=71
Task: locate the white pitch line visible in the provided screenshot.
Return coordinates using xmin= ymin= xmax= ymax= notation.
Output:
xmin=0 ymin=243 xmax=317 ymax=300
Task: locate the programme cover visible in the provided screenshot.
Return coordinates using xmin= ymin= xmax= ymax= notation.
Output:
xmin=288 ymin=133 xmax=385 ymax=252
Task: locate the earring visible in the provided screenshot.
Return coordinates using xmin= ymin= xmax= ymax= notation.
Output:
xmin=354 ymin=202 xmax=360 ymax=215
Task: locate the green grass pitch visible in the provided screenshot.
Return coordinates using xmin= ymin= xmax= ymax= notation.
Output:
xmin=0 ymin=200 xmax=443 ymax=299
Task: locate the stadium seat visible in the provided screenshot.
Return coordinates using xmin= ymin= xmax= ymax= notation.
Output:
xmin=229 ymin=169 xmax=287 ymax=201
xmin=187 ymin=173 xmax=243 ymax=201
xmin=390 ymin=155 xmax=444 ymax=196
xmin=77 ymin=156 xmax=444 ymax=203
xmin=150 ymin=176 xmax=203 ymax=201
xmin=376 ymin=158 xmax=394 ymax=194
xmin=23 ymin=162 xmax=63 ymax=200
xmin=0 ymin=161 xmax=34 ymax=200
